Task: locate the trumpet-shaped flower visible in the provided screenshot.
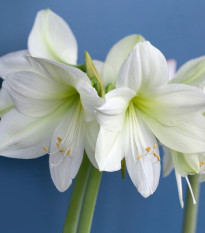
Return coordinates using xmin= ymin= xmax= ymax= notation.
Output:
xmin=0 ymin=56 xmax=103 ymax=191
xmin=0 ymin=9 xmax=77 ymax=116
xmin=95 ymin=41 xmax=205 ymax=197
xmin=163 ymin=58 xmax=205 ymax=207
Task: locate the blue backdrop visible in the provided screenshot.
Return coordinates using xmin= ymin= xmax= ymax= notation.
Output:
xmin=0 ymin=0 xmax=205 ymax=232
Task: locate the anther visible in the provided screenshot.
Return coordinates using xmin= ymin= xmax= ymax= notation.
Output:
xmin=43 ymin=146 xmax=48 ymax=152
xmin=145 ymin=147 xmax=151 ymax=152
xmin=200 ymin=161 xmax=205 ymax=167
xmin=56 ymin=142 xmax=60 ymax=149
xmin=137 ymin=155 xmax=142 ymax=160
xmin=57 ymin=137 xmax=62 ymax=142
xmin=153 ymin=144 xmax=157 ymax=149
xmin=59 ymin=149 xmax=65 ymax=152
xmin=153 ymin=152 xmax=160 ymax=161
xmin=66 ymin=149 xmax=71 ymax=156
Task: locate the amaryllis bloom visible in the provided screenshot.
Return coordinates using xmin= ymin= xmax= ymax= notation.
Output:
xmin=0 ymin=56 xmax=103 ymax=191
xmin=0 ymin=9 xmax=77 ymax=116
xmin=163 ymin=58 xmax=205 ymax=207
xmin=95 ymin=41 xmax=205 ymax=197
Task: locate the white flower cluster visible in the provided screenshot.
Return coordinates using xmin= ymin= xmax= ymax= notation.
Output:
xmin=1 ymin=9 xmax=205 ymax=207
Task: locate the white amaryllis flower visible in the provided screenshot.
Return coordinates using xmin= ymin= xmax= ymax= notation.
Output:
xmin=95 ymin=41 xmax=205 ymax=198
xmin=0 ymin=56 xmax=103 ymax=192
xmin=163 ymin=58 xmax=205 ymax=207
xmin=0 ymin=9 xmax=77 ymax=116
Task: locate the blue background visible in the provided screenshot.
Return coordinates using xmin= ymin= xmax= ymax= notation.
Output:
xmin=0 ymin=0 xmax=205 ymax=232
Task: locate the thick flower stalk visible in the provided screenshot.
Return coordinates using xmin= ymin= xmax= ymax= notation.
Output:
xmin=95 ymin=41 xmax=205 ymax=198
xmin=0 ymin=56 xmax=103 ymax=191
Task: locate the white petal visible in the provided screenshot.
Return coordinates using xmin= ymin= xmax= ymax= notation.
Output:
xmin=102 ymin=35 xmax=145 ymax=86
xmin=26 ymin=56 xmax=90 ymax=86
xmin=175 ymin=171 xmax=184 ymax=208
xmin=0 ymin=50 xmax=30 ymax=78
xmin=49 ymin=101 xmax=85 ymax=192
xmin=0 ymin=88 xmax=14 ymax=117
xmin=126 ymin=152 xmax=160 ymax=198
xmin=96 ymin=87 xmax=135 ymax=131
xmin=28 ymin=9 xmax=77 ymax=64
xmin=144 ymin=113 xmax=205 ymax=154
xmin=0 ymin=103 xmax=68 ymax=158
xmin=167 ymin=59 xmax=177 ymax=81
xmin=93 ymin=60 xmax=104 ymax=78
xmin=5 ymin=57 xmax=91 ymax=117
xmin=84 ymin=120 xmax=99 ymax=168
xmin=78 ymin=80 xmax=104 ymax=121
xmin=117 ymin=41 xmax=169 ymax=94
xmin=162 ymin=145 xmax=174 ymax=177
xmin=4 ymin=71 xmax=73 ymax=117
xmin=146 ymin=84 xmax=205 ymax=126
xmin=124 ymin=111 xmax=160 ymax=197
xmin=95 ymin=127 xmax=123 ymax=171
xmin=171 ymin=56 xmax=205 ymax=89
xmin=171 ymin=150 xmax=199 ymax=177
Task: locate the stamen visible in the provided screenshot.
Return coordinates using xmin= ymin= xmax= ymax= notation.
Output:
xmin=50 ymin=157 xmax=64 ymax=168
xmin=153 ymin=152 xmax=160 ymax=161
xmin=145 ymin=147 xmax=151 ymax=152
xmin=57 ymin=137 xmax=62 ymax=142
xmin=56 ymin=142 xmax=60 ymax=149
xmin=49 ymin=148 xmax=60 ymax=156
xmin=137 ymin=155 xmax=142 ymax=160
xmin=200 ymin=161 xmax=205 ymax=167
xmin=59 ymin=149 xmax=65 ymax=152
xmin=66 ymin=149 xmax=71 ymax=156
xmin=185 ymin=176 xmax=196 ymax=204
xmin=153 ymin=144 xmax=157 ymax=149
xmin=43 ymin=146 xmax=48 ymax=152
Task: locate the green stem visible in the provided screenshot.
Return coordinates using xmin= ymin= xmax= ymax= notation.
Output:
xmin=63 ymin=154 xmax=91 ymax=233
xmin=76 ymin=166 xmax=102 ymax=233
xmin=182 ymin=175 xmax=200 ymax=233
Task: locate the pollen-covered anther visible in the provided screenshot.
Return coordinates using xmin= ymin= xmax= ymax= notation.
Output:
xmin=153 ymin=144 xmax=157 ymax=149
xmin=153 ymin=152 xmax=160 ymax=161
xmin=200 ymin=161 xmax=205 ymax=167
xmin=43 ymin=146 xmax=48 ymax=152
xmin=145 ymin=147 xmax=151 ymax=152
xmin=57 ymin=137 xmax=62 ymax=143
xmin=66 ymin=149 xmax=71 ymax=156
xmin=59 ymin=149 xmax=65 ymax=152
xmin=137 ymin=155 xmax=142 ymax=160
xmin=56 ymin=142 xmax=60 ymax=149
